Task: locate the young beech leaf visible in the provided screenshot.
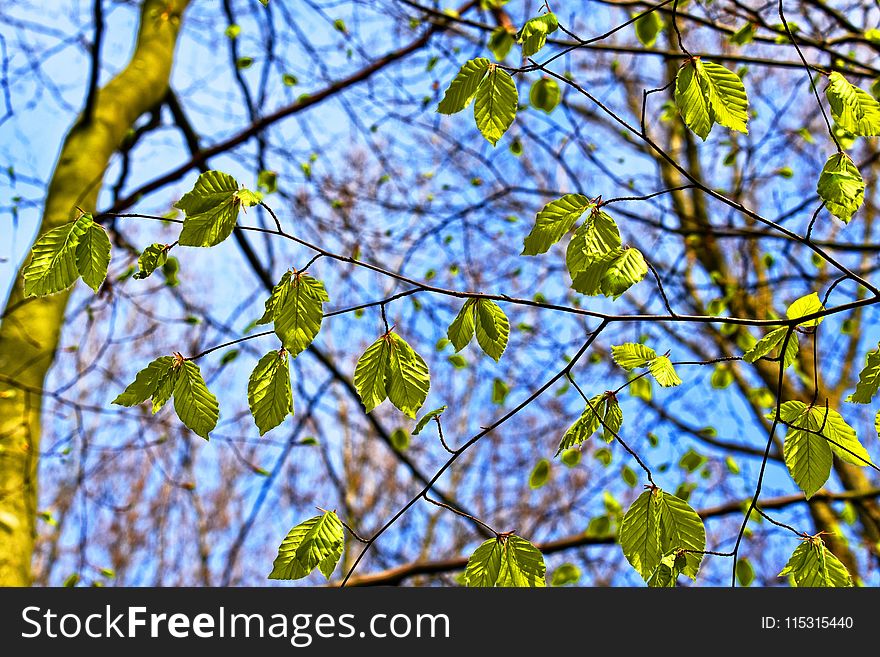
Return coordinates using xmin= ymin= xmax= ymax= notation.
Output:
xmin=847 ymin=343 xmax=880 ymax=404
xmin=611 ymin=343 xmax=657 ymax=369
xmin=634 ymin=10 xmax=663 ymax=47
xmin=529 ymin=459 xmax=551 ymax=489
xmin=354 ymin=336 xmax=391 ymax=413
xmin=530 ymin=77 xmax=561 ymax=113
xmin=176 ymin=170 xmax=242 ymax=247
xmin=657 ymin=492 xmax=705 ymax=579
xmin=465 ymin=535 xmax=546 ymax=587
xmin=248 ymin=350 xmax=294 ymax=435
xmin=649 ymin=356 xmax=682 ymax=387
xmin=817 ymin=153 xmax=864 ymax=223
xmin=522 ymin=194 xmax=594 ymax=256
xmin=268 ymin=511 xmax=344 ymax=580
xmin=742 ymin=326 xmax=799 ymax=368
xmin=786 ymin=292 xmax=824 ymax=327
xmin=778 ymin=537 xmax=853 ymax=587
xmin=437 ymin=58 xmax=490 ymax=114
xmin=113 ymin=356 xmax=176 ymax=407
xmin=173 ymin=360 xmax=219 ymax=440
xmin=447 ymin=299 xmax=477 ymax=351
xmin=474 ymin=299 xmax=509 ymax=361
xmin=517 ymin=13 xmax=558 ymax=58
xmin=412 ymin=405 xmax=447 ymax=435
xmin=565 ymin=210 xmax=621 ymax=277
xmin=133 ymin=243 xmax=169 ymax=280
xmin=256 ymin=270 xmax=292 ymax=325
xmin=23 ymin=213 xmax=93 ymax=297
xmin=619 ymin=488 xmax=663 ymax=581
xmin=272 ymin=273 xmax=329 ymax=357
xmin=473 ymin=66 xmax=518 ymax=146
xmin=75 ymin=220 xmax=111 ymax=292
xmin=571 ymin=247 xmax=648 ymax=299
xmin=825 ymin=72 xmax=880 ymax=137
xmin=675 ymin=60 xmax=712 ymax=140
xmin=697 ymin=60 xmax=749 ymax=134
xmin=385 ymin=333 xmax=431 ymax=419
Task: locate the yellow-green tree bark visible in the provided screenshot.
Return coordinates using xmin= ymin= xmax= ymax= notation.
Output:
xmin=0 ymin=0 xmax=189 ymax=586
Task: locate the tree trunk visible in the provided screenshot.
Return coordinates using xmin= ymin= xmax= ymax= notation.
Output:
xmin=0 ymin=0 xmax=189 ymax=586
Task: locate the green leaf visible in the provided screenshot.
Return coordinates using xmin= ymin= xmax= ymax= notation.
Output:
xmin=658 ymin=492 xmax=705 ymax=579
xmin=247 ymin=350 xmax=293 ymax=435
xmin=649 ymin=356 xmax=682 ymax=387
xmin=634 ymin=11 xmax=663 ymax=47
xmin=647 ymin=551 xmax=687 ymax=587
xmin=779 ymin=402 xmax=832 ymax=498
xmin=474 ymin=299 xmax=509 ymax=361
xmin=112 ymin=356 xmax=175 ymax=407
xmin=786 ymin=292 xmax=824 ymax=327
xmin=697 ymin=60 xmax=749 ymax=134
xmin=437 ymin=58 xmax=490 ymax=114
xmin=173 ymin=360 xmax=220 ymax=440
xmin=133 ymin=243 xmax=169 ymax=280
xmin=619 ymin=489 xmax=663 ymax=582
xmin=354 ymin=336 xmax=390 ymax=413
xmin=565 ymin=210 xmax=621 ymax=277
xmin=817 ymin=153 xmax=864 ymax=223
xmin=736 ymin=558 xmax=755 ymax=586
xmin=151 ymin=366 xmax=179 ymax=414
xmin=847 ymin=343 xmax=880 ymax=404
xmin=176 ymin=170 xmax=242 ymax=247
xmin=778 ymin=538 xmax=853 ymax=587
xmin=448 ymin=299 xmax=476 ymax=351
xmin=256 ymin=271 xmax=292 ymax=325
xmin=611 ymin=343 xmax=657 ymax=369
xmin=517 ymin=13 xmax=558 ymax=58
xmin=550 ymin=563 xmax=581 ymax=586
xmin=473 ymin=66 xmax=518 ymax=146
xmin=385 ymin=333 xmax=431 ymax=419
xmin=272 ymin=273 xmax=328 ymax=357
xmin=530 ymin=77 xmax=561 ymax=113
xmin=826 ymin=72 xmax=880 ymax=137
xmin=22 ymin=215 xmax=91 ymax=297
xmin=743 ymin=326 xmax=799 ymax=367
xmin=268 ymin=511 xmax=345 ymax=580
xmin=529 ymin=459 xmax=551 ymax=489
xmin=522 ymin=194 xmax=594 ymax=256
xmin=466 ymin=536 xmax=546 ymax=587
xmin=413 ymin=405 xmax=447 ymax=435
xmin=75 ymin=220 xmax=111 ymax=292
xmin=556 ymin=392 xmax=622 ymax=453
xmin=488 ymin=27 xmax=515 ymax=61
xmin=675 ymin=60 xmax=712 ymax=140
xmin=572 ymin=247 xmax=648 ymax=298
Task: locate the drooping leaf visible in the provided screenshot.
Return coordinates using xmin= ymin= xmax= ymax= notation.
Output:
xmin=112 ymin=356 xmax=175 ymax=407
xmin=413 ymin=405 xmax=447 ymax=435
xmin=675 ymin=60 xmax=712 ymax=140
xmin=448 ymin=299 xmax=477 ymax=351
xmin=176 ymin=170 xmax=243 ymax=247
xmin=658 ymin=492 xmax=705 ymax=579
xmin=743 ymin=326 xmax=799 ymax=367
xmin=619 ymin=489 xmax=663 ymax=582
xmin=530 ymin=77 xmax=561 ymax=113
xmin=256 ymin=270 xmax=292 ymax=325
xmin=75 ymin=220 xmax=111 ymax=292
xmin=817 ymin=153 xmax=864 ymax=223
xmin=598 ymin=248 xmax=649 ymax=299
xmin=779 ymin=402 xmax=833 ymax=499
xmin=172 ymin=360 xmax=220 ymax=440
xmin=697 ymin=60 xmax=749 ymax=134
xmin=133 ymin=243 xmax=169 ymax=280
xmin=385 ymin=333 xmax=431 ymax=419
xmin=273 ymin=273 xmax=328 ymax=357
xmin=22 ymin=214 xmax=91 ymax=297
xmin=825 ymin=71 xmax=880 ymax=137
xmin=247 ymin=350 xmax=293 ymax=435
xmin=565 ymin=210 xmax=621 ymax=277
xmin=556 ymin=392 xmax=622 ymax=453
xmin=354 ymin=336 xmax=390 ymax=413
xmin=522 ymin=194 xmax=594 ymax=255
xmin=473 ymin=66 xmax=518 ymax=146
xmin=649 ymin=356 xmax=682 ymax=387
xmin=474 ymin=299 xmax=509 ymax=361
xmin=517 ymin=13 xmax=558 ymax=58
xmin=268 ymin=511 xmax=345 ymax=580
xmin=847 ymin=343 xmax=880 ymax=404
xmin=466 ymin=536 xmax=546 ymax=587
xmin=437 ymin=58 xmax=490 ymax=114
xmin=778 ymin=538 xmax=853 ymax=587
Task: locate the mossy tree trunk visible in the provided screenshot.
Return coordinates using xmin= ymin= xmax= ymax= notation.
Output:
xmin=0 ymin=0 xmax=189 ymax=586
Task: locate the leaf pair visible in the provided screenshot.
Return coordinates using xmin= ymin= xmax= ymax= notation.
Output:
xmin=268 ymin=511 xmax=344 ymax=581
xmin=612 ymin=343 xmax=682 ymax=387
xmin=556 ymin=391 xmax=622 ymax=454
xmin=447 ymin=298 xmax=509 ymax=361
xmin=257 ymin=271 xmax=329 ymax=357
xmin=772 ymin=401 xmax=872 ymax=499
xmin=437 ymin=58 xmax=518 ymax=146
xmin=778 ymin=537 xmax=853 ymax=587
xmin=354 ymin=332 xmax=431 ymax=419
xmin=619 ymin=488 xmax=706 ymax=584
xmin=674 ymin=58 xmax=749 ymax=141
xmin=464 ymin=535 xmax=546 ymax=587
xmin=175 ymin=170 xmax=261 ymax=248
xmin=113 ymin=356 xmax=219 ymax=439
xmin=23 ymin=212 xmax=111 ymax=297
